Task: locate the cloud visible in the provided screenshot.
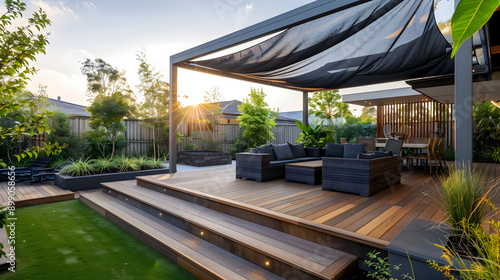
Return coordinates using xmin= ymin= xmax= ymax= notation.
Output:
xmin=245 ymin=3 xmax=253 ymax=15
xmin=31 ymin=0 xmax=77 ymax=19
xmin=82 ymin=2 xmax=96 ymax=10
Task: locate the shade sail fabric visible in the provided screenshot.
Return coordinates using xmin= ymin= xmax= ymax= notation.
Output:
xmin=187 ymin=0 xmax=453 ymax=91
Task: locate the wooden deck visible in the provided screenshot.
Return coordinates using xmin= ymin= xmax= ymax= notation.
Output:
xmin=0 ymin=180 xmax=74 ymax=208
xmin=139 ymin=162 xmax=500 ymax=244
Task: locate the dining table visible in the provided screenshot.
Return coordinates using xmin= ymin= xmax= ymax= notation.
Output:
xmin=375 ymin=143 xmax=428 ymax=149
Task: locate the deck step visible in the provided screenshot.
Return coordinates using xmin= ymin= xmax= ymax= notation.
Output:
xmin=80 ymin=191 xmax=285 ymax=280
xmin=101 ymin=180 xmax=357 ymax=280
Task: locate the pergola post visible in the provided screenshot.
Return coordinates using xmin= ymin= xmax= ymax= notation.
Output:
xmin=169 ymin=60 xmax=178 ymax=173
xmin=454 ymin=0 xmax=473 ymax=171
xmin=302 ymin=91 xmax=309 ymax=127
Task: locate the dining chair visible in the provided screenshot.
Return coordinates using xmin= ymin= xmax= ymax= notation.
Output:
xmin=436 ymin=138 xmax=445 ymax=169
xmin=340 ymin=138 xmax=347 ymax=144
xmin=384 ymin=138 xmax=404 ymax=157
xmin=405 ymin=138 xmax=438 ymax=174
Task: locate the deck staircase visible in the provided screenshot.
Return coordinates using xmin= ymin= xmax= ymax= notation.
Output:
xmin=80 ymin=176 xmax=358 ymax=280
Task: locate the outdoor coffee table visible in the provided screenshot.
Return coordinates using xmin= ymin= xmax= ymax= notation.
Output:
xmin=285 ymin=160 xmax=322 ymax=185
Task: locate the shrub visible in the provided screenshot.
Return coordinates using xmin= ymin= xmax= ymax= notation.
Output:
xmin=60 ymin=158 xmax=95 ymax=177
xmin=112 ymin=156 xmax=140 ymax=172
xmin=90 ymin=158 xmax=117 ymax=174
xmin=430 ymin=219 xmax=500 ymax=280
xmin=201 ymin=138 xmax=220 ymax=151
xmin=437 ymin=165 xmax=495 ymax=236
xmin=484 ymin=146 xmax=500 ymax=163
xmin=185 ymin=142 xmax=197 ymax=151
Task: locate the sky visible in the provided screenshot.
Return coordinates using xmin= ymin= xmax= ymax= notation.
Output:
xmin=8 ymin=0 xmax=453 ymax=115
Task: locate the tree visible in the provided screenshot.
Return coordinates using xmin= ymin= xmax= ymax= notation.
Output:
xmin=86 ymin=92 xmax=134 ymax=158
xmin=0 ymin=1 xmax=62 ymax=167
xmin=136 ymin=49 xmax=169 ymax=159
xmin=309 ymin=90 xmax=352 ymax=127
xmin=203 ymin=86 xmax=223 ymax=142
xmin=81 ymin=58 xmax=136 ymax=104
xmin=46 ymin=110 xmax=85 ymax=161
xmin=360 ymin=106 xmax=377 ymax=124
xmin=237 ymin=88 xmax=276 ymax=147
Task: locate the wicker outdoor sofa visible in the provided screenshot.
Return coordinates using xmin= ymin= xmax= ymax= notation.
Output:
xmin=235 ymin=142 xmax=401 ymax=197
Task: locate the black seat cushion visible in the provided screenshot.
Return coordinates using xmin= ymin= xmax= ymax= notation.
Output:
xmin=271 ymin=144 xmax=294 ymax=160
xmin=255 ymin=144 xmax=276 ymax=161
xmin=357 ymin=152 xmax=378 ymax=159
xmin=343 ymin=143 xmax=366 ymax=158
xmin=324 ymin=142 xmax=343 ymax=157
xmin=287 ymin=142 xmax=307 ymax=158
xmin=374 ymin=150 xmax=393 ymax=157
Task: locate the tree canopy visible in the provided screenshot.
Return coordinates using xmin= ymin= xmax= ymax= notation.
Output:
xmin=81 ymin=58 xmax=136 ymax=104
xmin=86 ymin=92 xmax=134 ymax=158
xmin=309 ymin=90 xmax=352 ymax=126
xmin=237 ymin=88 xmax=276 ymax=147
xmin=0 ymin=0 xmax=63 ymax=167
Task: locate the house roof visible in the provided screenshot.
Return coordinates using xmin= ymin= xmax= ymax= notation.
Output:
xmin=47 ymin=98 xmax=90 ymax=117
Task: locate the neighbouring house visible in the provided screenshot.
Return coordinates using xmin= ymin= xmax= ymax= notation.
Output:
xmin=47 ymin=97 xmax=90 ymax=117
xmin=181 ymin=99 xmax=297 ymax=136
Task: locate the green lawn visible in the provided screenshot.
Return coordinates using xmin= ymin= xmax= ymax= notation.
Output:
xmin=0 ymin=200 xmax=197 ymax=280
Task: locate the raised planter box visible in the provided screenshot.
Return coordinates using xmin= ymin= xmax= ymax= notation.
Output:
xmin=54 ymin=168 xmax=169 ymax=191
xmin=178 ymin=151 xmax=232 ymax=167
xmin=387 ymin=219 xmax=465 ymax=279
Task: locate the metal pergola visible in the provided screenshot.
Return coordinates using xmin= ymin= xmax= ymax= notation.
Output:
xmin=169 ymin=0 xmax=473 ymax=173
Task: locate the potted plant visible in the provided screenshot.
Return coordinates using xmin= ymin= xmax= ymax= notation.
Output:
xmin=295 ymin=120 xmax=335 ymax=148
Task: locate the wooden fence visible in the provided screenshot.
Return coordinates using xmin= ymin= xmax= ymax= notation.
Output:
xmin=66 ymin=117 xmax=301 ymax=155
xmin=377 ymin=101 xmax=455 ymax=149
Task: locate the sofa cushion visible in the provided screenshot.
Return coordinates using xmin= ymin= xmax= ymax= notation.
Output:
xmin=305 ymin=147 xmax=321 ymax=157
xmin=287 ymin=142 xmax=307 ymax=158
xmin=343 ymin=143 xmax=366 ymax=158
xmin=357 ymin=152 xmax=379 ymax=159
xmin=374 ymin=150 xmax=393 ymax=157
xmin=324 ymin=142 xmax=343 ymax=157
xmin=249 ymin=148 xmax=258 ymax=153
xmin=255 ymin=144 xmax=275 ymax=161
xmin=271 ymin=144 xmax=294 ymax=160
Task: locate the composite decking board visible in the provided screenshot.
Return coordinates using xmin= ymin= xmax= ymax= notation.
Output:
xmin=328 ymin=174 xmax=432 ymax=229
xmin=417 ymin=202 xmax=441 ymax=221
xmin=355 ymin=205 xmax=402 ymax=236
xmin=263 ymin=188 xmax=326 ymax=211
xmin=343 ymin=204 xmax=393 ymax=232
xmin=301 ymin=193 xmax=353 ymax=221
xmin=293 ymin=192 xmax=351 ymax=218
xmin=380 ymin=201 xmax=431 ymax=241
xmin=239 ymin=185 xmax=313 ymax=204
xmin=83 ymin=193 xmax=278 ymax=280
xmin=282 ymin=189 xmax=343 ymax=216
xmin=367 ymin=198 xmax=423 ymax=239
xmin=81 ymin=192 xmax=282 ymax=280
xmin=313 ymin=196 xmax=368 ymax=224
xmin=135 ymin=164 xmax=498 ymax=246
xmin=103 ymin=181 xmax=349 ymax=274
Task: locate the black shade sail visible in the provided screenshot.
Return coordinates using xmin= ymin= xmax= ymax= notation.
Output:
xmin=184 ymin=0 xmax=453 ymax=91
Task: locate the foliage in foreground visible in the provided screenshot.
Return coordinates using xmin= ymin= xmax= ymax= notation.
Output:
xmin=59 ymin=156 xmax=163 ymax=177
xmin=430 ymin=219 xmax=500 ymax=280
xmin=0 ymin=0 xmax=58 ymax=168
xmin=437 ymin=165 xmax=495 ymax=236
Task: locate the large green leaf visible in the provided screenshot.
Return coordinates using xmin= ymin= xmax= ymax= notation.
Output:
xmin=451 ymin=0 xmax=500 ymax=57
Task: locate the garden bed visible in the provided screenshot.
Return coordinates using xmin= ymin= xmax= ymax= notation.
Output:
xmin=54 ymin=168 xmax=169 ymax=191
xmin=177 ymin=151 xmax=232 ymax=167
